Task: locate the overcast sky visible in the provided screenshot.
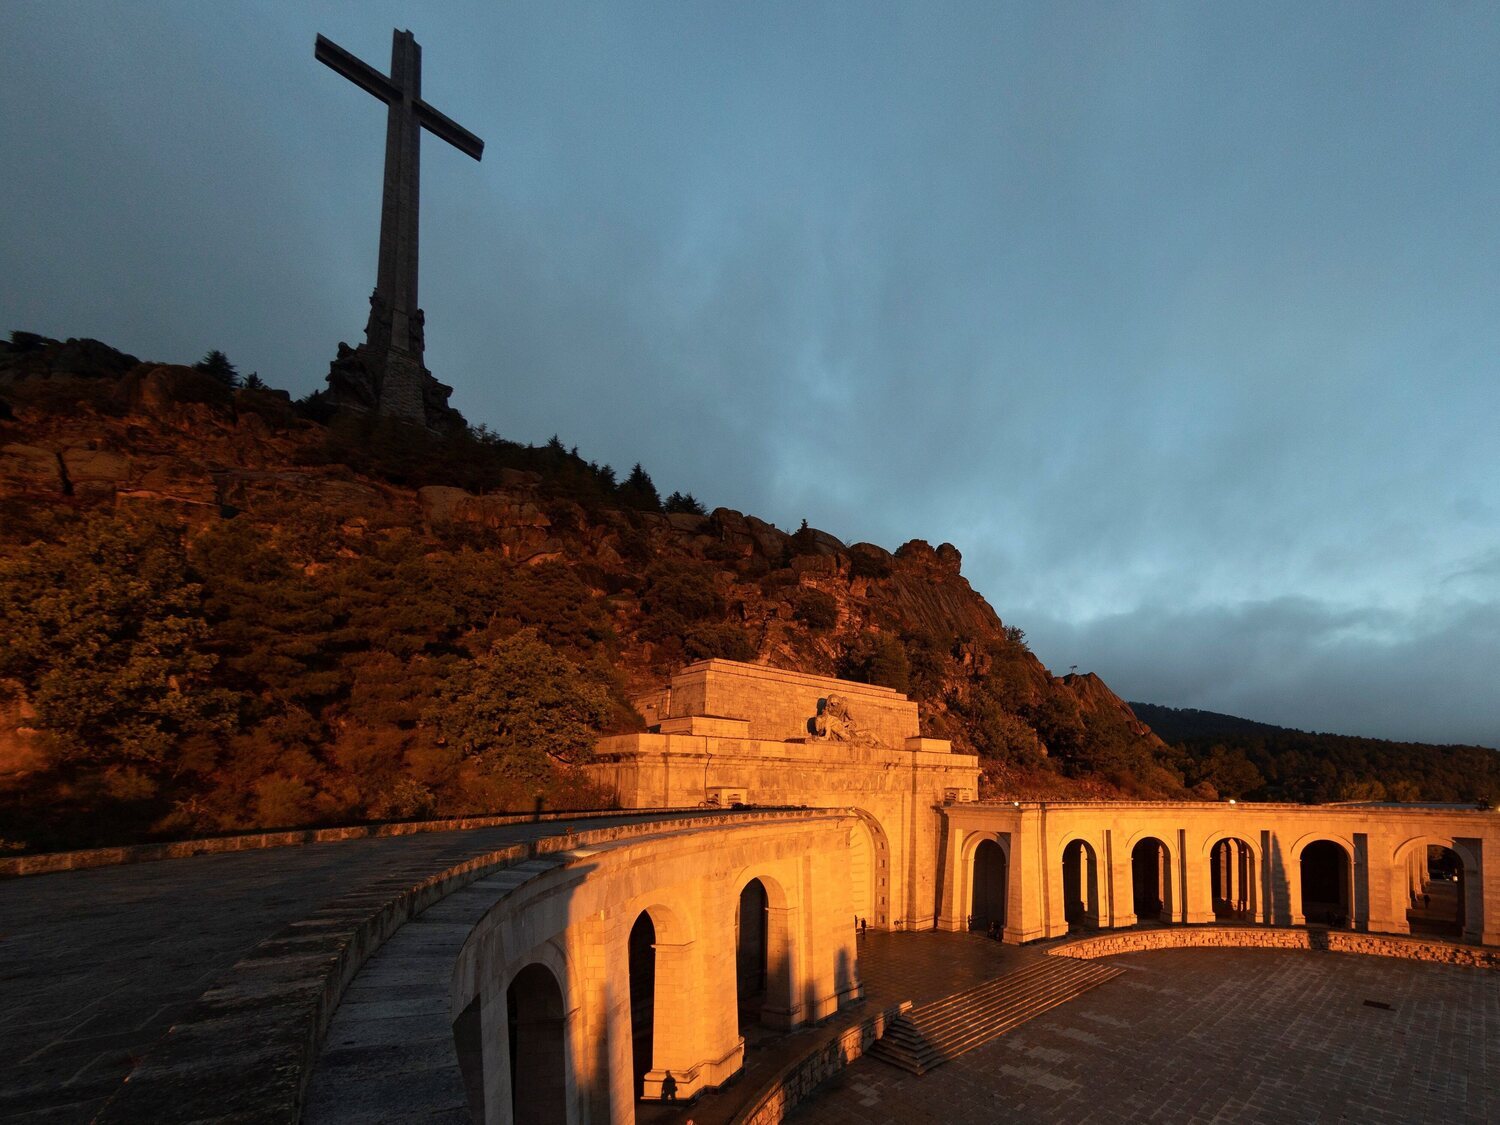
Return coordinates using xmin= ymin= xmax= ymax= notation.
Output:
xmin=3 ymin=2 xmax=1498 ymax=747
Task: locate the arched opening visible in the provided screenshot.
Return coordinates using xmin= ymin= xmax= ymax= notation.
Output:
xmin=627 ymin=911 xmax=656 ymax=1100
xmin=1210 ymin=837 xmax=1256 ymax=922
xmin=1300 ymin=840 xmax=1351 ymax=927
xmin=736 ymin=878 xmax=769 ymax=1032
xmin=970 ymin=839 xmax=1007 ymax=934
xmin=848 ymin=813 xmax=891 ymax=930
xmin=1407 ymin=844 xmax=1464 ymax=938
xmin=507 ymin=963 xmax=566 ymax=1125
xmin=1061 ymin=839 xmax=1099 ymax=930
xmin=1130 ymin=837 xmax=1172 ymax=923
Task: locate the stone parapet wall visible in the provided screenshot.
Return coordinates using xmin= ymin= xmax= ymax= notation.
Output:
xmin=1048 ymin=927 xmax=1500 ymax=969
xmin=0 ymin=806 xmax=745 ymax=879
xmin=94 ymin=808 xmax=840 ymax=1123
xmin=730 ymin=1002 xmax=912 ymax=1125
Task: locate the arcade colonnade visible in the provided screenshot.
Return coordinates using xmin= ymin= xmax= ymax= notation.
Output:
xmin=939 ymin=802 xmax=1499 ymax=946
xmin=449 ymin=811 xmax=862 ymax=1125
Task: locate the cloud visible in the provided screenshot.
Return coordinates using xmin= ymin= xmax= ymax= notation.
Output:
xmin=1024 ymin=596 xmax=1500 ymax=748
xmin=3 ymin=3 xmax=1499 ymax=747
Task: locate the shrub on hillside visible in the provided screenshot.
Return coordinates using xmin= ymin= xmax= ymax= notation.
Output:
xmin=423 ymin=629 xmax=611 ymax=787
xmin=793 ymin=589 xmax=840 ymax=631
xmin=839 ymin=632 xmax=911 ymax=694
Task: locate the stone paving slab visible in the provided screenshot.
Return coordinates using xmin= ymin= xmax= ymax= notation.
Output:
xmin=791 ymin=947 xmax=1500 ymax=1124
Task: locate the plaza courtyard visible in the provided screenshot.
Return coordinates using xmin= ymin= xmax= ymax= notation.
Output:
xmin=792 ymin=946 xmax=1498 ymax=1125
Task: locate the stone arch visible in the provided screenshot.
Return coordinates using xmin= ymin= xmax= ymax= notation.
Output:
xmin=1392 ymin=835 xmax=1481 ymax=942
xmin=1128 ymin=834 xmax=1174 ymax=923
xmin=847 ymin=810 xmax=892 ymax=930
xmin=452 ymin=935 xmax=575 ymax=1125
xmin=1060 ymin=836 xmax=1101 ymax=930
xmin=1293 ymin=836 xmax=1354 ymax=927
xmin=625 ymin=900 xmax=694 ymax=1101
xmin=961 ymin=833 xmax=1009 ymax=934
xmin=1202 ymin=833 xmax=1260 ymax=922
xmin=731 ymin=870 xmax=798 ymax=1030
xmin=508 ymin=961 xmax=567 ymax=1125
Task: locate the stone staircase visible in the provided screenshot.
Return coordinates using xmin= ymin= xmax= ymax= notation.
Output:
xmin=868 ymin=955 xmax=1124 ymax=1075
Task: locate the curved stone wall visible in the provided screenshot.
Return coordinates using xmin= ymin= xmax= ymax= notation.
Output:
xmin=1046 ymin=926 xmax=1500 ymax=968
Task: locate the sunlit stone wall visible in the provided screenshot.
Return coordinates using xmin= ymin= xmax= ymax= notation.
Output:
xmin=589 ymin=659 xmax=981 ymax=932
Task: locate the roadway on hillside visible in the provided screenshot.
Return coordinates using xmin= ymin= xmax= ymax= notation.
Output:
xmin=0 ymin=812 xmax=713 ymax=1124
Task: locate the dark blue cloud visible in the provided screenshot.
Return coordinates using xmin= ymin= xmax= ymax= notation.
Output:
xmin=2 ymin=2 xmax=1497 ymax=744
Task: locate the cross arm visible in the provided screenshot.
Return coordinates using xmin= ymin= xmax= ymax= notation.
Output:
xmin=416 ymin=100 xmax=485 ymax=161
xmin=315 ymin=34 xmax=397 ymax=103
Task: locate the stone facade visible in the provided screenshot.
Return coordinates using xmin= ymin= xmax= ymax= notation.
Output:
xmin=588 ymin=659 xmax=981 ymax=932
xmin=938 ymin=800 xmax=1499 ymax=946
xmin=448 ymin=813 xmax=863 ymax=1123
xmin=631 ymin=659 xmax=922 ymax=747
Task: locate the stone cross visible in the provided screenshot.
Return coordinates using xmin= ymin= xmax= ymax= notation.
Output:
xmin=316 ymin=30 xmax=483 ymax=422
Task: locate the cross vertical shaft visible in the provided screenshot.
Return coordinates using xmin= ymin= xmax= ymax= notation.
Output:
xmin=315 ymin=29 xmax=483 ymax=425
xmin=369 ymin=30 xmax=420 ymax=361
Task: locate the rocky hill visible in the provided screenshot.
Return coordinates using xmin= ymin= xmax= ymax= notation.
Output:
xmin=0 ymin=333 xmax=1180 ymax=850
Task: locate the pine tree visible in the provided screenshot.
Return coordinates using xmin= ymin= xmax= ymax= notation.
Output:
xmin=194 ymin=349 xmax=240 ymax=389
xmin=664 ymin=491 xmax=706 ymax=515
xmin=619 ymin=463 xmax=663 ymax=512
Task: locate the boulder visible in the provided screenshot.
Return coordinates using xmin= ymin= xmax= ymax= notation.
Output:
xmin=0 ymin=443 xmax=64 ymax=494
xmin=119 ymin=365 xmax=234 ymax=414
xmin=417 ymin=485 xmax=471 ymax=523
xmin=795 ymin=527 xmax=847 ymax=558
xmin=62 ymin=448 xmax=131 ymax=497
xmin=0 ymin=335 xmax=140 ymax=386
xmin=417 ymin=484 xmax=550 ymax=531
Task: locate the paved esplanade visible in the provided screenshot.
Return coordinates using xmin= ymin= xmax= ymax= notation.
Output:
xmin=0 ymin=812 xmax=706 ymax=1124
xmin=793 ymin=947 xmax=1500 ymax=1124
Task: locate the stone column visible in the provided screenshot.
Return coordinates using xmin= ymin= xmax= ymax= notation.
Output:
xmin=1281 ymin=835 xmax=1305 ymax=927
xmin=1459 ymin=837 xmax=1492 ymax=945
xmin=1234 ymin=843 xmax=1249 ymax=915
xmin=641 ymin=936 xmax=743 ymax=1101
xmin=762 ymin=905 xmax=803 ymax=1028
xmin=1184 ymin=843 xmax=1214 ymax=924
xmin=1006 ymin=820 xmax=1046 ymax=942
xmin=1352 ymin=833 xmax=1371 ymax=931
xmin=1107 ymin=838 xmax=1136 ymax=929
xmin=1227 ymin=845 xmax=1239 ymax=911
xmin=1365 ymin=831 xmax=1406 ymax=936
xmin=477 ymin=990 xmax=510 ymax=1125
xmin=936 ymin=825 xmax=966 ymax=932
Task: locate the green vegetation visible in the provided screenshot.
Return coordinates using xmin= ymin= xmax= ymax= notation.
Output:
xmin=0 ymin=506 xmax=624 ymax=850
xmin=1135 ymin=703 xmax=1500 ymax=804
xmin=0 ymin=511 xmax=235 ymax=805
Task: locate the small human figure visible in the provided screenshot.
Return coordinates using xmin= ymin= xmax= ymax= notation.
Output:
xmin=661 ymin=1071 xmax=678 ymax=1102
xmin=1423 ymin=893 xmax=1431 ymax=909
xmin=988 ymin=920 xmax=1001 ymax=940
xmin=859 ymin=917 xmax=867 ymax=938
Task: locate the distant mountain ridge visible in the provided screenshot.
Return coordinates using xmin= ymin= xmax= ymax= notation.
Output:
xmin=1130 ymin=701 xmax=1498 ymax=806
xmin=1130 ymin=702 xmax=1306 ymax=743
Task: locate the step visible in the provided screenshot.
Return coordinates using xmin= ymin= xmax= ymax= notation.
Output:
xmin=904 ymin=962 xmax=1118 ymax=1046
xmin=869 ymin=956 xmax=1123 ymax=1075
xmin=889 ymin=960 xmax=1108 ymax=1043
